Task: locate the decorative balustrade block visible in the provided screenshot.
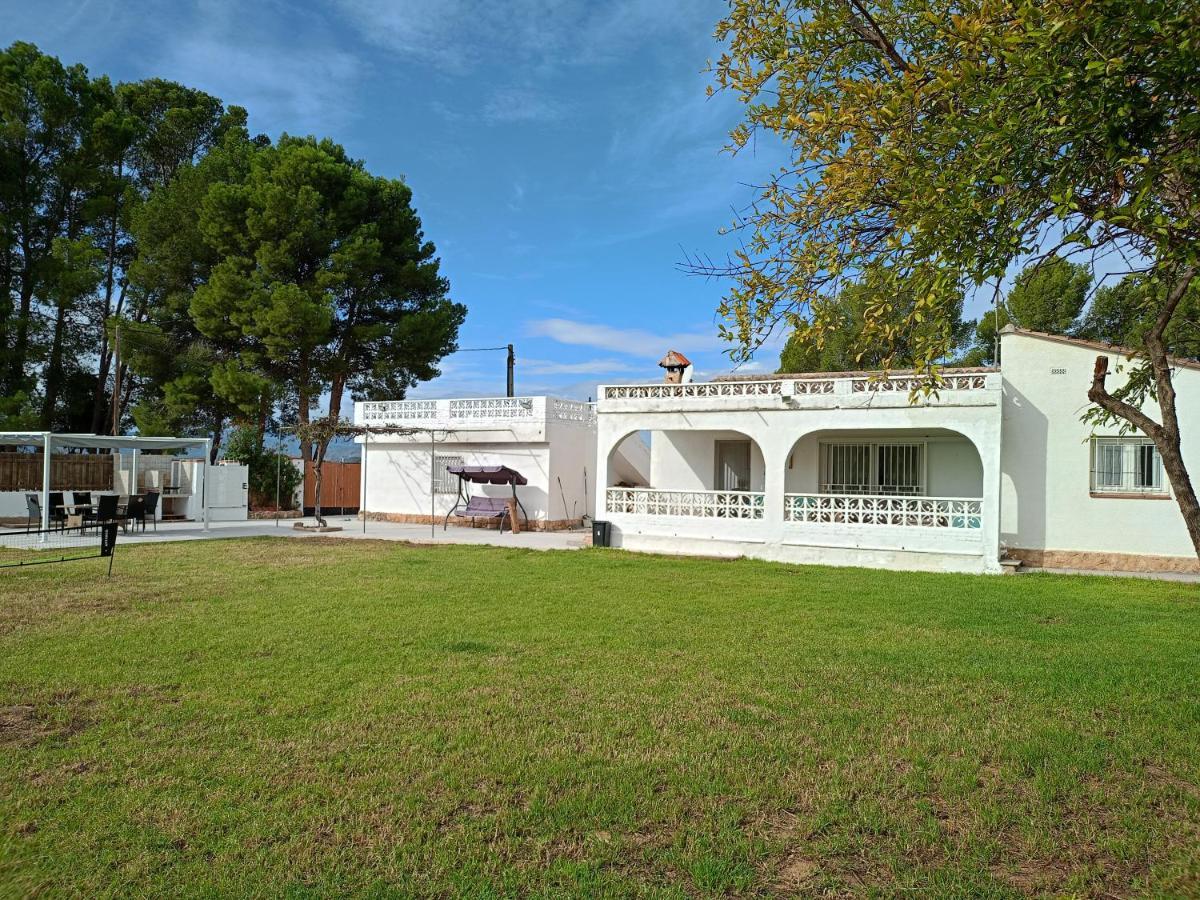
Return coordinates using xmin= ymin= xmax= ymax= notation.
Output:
xmin=783 ymin=493 xmax=982 ymax=529
xmin=604 ymin=381 xmax=783 ymax=400
xmin=606 ymin=488 xmax=765 ymax=520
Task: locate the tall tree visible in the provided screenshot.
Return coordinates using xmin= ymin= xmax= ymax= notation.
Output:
xmin=184 ymin=135 xmax=464 ymax=522
xmin=125 ymin=117 xmax=260 ymax=457
xmin=964 ymin=255 xmax=1092 ymax=364
xmin=702 ymin=0 xmax=1200 ymax=558
xmin=0 ymin=42 xmax=97 ymax=427
xmin=1006 ymin=256 xmax=1091 ymax=334
xmin=779 ymin=277 xmax=971 ymax=372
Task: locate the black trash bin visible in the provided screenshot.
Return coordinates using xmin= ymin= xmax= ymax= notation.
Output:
xmin=592 ymin=519 xmax=612 ymax=548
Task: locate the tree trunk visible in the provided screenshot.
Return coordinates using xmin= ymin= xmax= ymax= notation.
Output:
xmin=1087 ymin=265 xmax=1200 ymax=560
xmin=39 ymin=297 xmax=69 ymax=428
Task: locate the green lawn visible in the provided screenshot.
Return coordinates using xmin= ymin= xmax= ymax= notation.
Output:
xmin=1 ymin=539 xmax=1198 ymax=897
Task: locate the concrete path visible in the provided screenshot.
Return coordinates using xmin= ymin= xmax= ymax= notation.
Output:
xmin=115 ymin=517 xmax=588 ymax=552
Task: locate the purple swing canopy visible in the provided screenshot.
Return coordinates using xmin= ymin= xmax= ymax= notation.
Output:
xmin=446 ymin=465 xmax=528 ymax=486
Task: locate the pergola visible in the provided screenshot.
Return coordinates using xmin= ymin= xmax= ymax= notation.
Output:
xmin=0 ymin=432 xmax=213 ymax=533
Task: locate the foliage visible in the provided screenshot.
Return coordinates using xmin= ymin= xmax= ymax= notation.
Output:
xmin=709 ymin=0 xmax=1200 ymax=554
xmin=176 ymin=134 xmax=464 ymax=518
xmin=1006 ymin=256 xmax=1092 ymax=334
xmin=0 ymin=42 xmax=239 ymax=433
xmin=1075 ymin=274 xmax=1200 ymax=359
xmin=1 ymin=43 xmax=460 ymax=449
xmin=779 ymin=278 xmax=971 ymax=372
xmin=223 ymin=425 xmax=300 ymax=509
xmin=2 ymin=540 xmax=1199 ymax=895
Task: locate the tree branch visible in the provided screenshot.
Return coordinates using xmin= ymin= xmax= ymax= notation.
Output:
xmin=843 ymin=0 xmax=911 ymax=73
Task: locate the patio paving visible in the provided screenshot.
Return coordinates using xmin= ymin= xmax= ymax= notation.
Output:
xmin=113 ymin=516 xmax=588 ymax=551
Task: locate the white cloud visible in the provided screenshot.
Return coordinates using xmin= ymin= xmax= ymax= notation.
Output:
xmin=483 ymin=87 xmax=568 ymax=124
xmin=144 ymin=2 xmax=363 ymax=137
xmin=527 ymin=317 xmax=722 ymax=359
xmin=519 ymin=357 xmax=643 ymax=376
xmin=333 ymin=0 xmax=706 ymax=72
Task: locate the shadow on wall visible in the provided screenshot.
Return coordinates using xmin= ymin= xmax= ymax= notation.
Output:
xmin=1000 ymin=383 xmax=1049 ymax=549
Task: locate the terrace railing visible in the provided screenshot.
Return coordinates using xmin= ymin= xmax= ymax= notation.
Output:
xmin=359 ymin=396 xmax=595 ymax=426
xmin=606 ymin=487 xmax=765 ymax=519
xmin=784 ymin=493 xmax=982 ymax=529
xmin=601 ymin=371 xmax=995 ymax=402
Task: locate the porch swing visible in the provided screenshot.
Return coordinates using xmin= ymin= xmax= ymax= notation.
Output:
xmin=442 ymin=465 xmax=529 ymax=533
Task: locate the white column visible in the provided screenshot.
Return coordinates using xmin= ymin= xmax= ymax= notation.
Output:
xmin=131 ymin=448 xmax=139 ymax=496
xmin=758 ymin=427 xmax=789 ymax=546
xmin=968 ymin=421 xmax=1003 ymax=573
xmin=40 ymin=433 xmax=52 ymax=536
xmin=202 ymin=440 xmax=211 ymax=531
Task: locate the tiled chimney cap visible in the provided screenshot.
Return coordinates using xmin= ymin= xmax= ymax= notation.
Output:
xmin=658 ymin=350 xmax=692 ymax=369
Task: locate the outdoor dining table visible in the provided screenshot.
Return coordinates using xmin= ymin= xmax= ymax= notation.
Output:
xmin=55 ymin=494 xmax=145 ymax=530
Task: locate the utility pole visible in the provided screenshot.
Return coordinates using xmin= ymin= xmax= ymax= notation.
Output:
xmin=506 ymin=344 xmax=515 ymax=397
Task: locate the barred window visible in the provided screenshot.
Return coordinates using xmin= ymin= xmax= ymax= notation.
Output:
xmin=820 ymin=442 xmax=925 ymax=496
xmin=1090 ymin=438 xmax=1165 ymax=494
xmin=434 ymin=455 xmax=464 ymax=494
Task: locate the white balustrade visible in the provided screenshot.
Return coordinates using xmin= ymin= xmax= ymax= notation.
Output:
xmin=784 ymin=493 xmax=982 ymax=529
xmin=603 ymin=372 xmax=992 ymax=402
xmin=448 ymin=397 xmax=536 ymax=419
xmin=850 ymin=373 xmax=988 ymax=392
xmin=603 ymin=380 xmax=783 ymax=400
xmin=358 ymin=396 xmax=594 ymax=426
xmin=549 ymin=399 xmax=597 ymax=423
xmin=606 ymin=487 xmax=765 ymax=519
xmin=361 ymin=400 xmax=438 ymax=421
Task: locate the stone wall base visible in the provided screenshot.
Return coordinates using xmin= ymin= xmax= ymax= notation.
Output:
xmin=1008 ymin=547 xmax=1200 ymax=574
xmin=248 ymin=509 xmax=301 ymax=520
xmin=362 ymin=511 xmax=584 ymax=532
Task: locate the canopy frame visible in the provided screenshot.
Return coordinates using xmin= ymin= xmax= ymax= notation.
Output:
xmin=0 ymin=432 xmax=213 ymax=538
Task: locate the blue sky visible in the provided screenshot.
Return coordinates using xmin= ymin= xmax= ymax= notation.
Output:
xmin=9 ymin=0 xmax=811 ymax=400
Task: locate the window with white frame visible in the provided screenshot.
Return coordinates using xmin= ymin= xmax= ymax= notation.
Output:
xmin=819 ymin=442 xmax=925 ymax=495
xmin=434 ymin=454 xmax=464 ymax=494
xmin=1090 ymin=437 xmax=1165 ymax=494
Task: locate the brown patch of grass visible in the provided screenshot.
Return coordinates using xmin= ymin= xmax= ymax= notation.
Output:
xmin=0 ymin=691 xmax=91 ymax=748
xmin=989 ymin=860 xmax=1070 ymax=895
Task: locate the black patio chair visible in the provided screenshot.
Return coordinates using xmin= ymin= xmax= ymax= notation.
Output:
xmin=94 ymin=494 xmax=120 ymax=530
xmin=48 ymin=492 xmax=67 ymax=531
xmin=25 ymin=493 xmax=41 ymax=532
xmin=123 ymin=495 xmax=147 ymax=533
xmin=142 ymin=490 xmax=160 ymax=531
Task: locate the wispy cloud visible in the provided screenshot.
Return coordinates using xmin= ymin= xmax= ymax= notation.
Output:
xmin=483 ymin=87 xmax=569 ymax=124
xmin=527 ymin=318 xmax=722 ymax=359
xmin=334 ymin=0 xmax=702 ymax=72
xmin=519 ymin=357 xmax=643 ymax=376
xmin=146 ymin=2 xmax=363 ymax=137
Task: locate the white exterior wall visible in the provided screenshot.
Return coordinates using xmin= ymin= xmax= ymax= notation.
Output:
xmin=1000 ymin=330 xmax=1197 ymax=560
xmin=353 ymin=396 xmax=598 ymax=525
xmin=363 ymin=442 xmax=552 ymax=520
xmin=545 ymin=419 xmax=597 ymax=521
xmin=650 ymin=429 xmax=766 ymax=491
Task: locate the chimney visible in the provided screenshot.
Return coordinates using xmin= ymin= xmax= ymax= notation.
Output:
xmin=658 ymin=350 xmax=692 ymax=384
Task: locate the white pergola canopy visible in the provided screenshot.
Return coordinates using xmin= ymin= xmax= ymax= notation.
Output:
xmin=0 ymin=432 xmax=212 ymax=533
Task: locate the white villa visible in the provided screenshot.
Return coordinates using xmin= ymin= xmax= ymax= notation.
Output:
xmin=595 ymin=327 xmax=1196 ymax=575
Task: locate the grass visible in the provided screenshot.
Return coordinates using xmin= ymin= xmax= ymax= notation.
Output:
xmin=0 ymin=538 xmax=1198 ymax=898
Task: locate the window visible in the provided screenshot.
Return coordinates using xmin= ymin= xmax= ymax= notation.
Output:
xmin=820 ymin=442 xmax=925 ymax=495
xmin=434 ymin=454 xmax=464 ymax=494
xmin=1090 ymin=437 xmax=1165 ymax=495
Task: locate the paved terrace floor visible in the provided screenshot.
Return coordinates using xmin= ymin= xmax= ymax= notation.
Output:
xmin=113 ymin=518 xmax=588 ymax=551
